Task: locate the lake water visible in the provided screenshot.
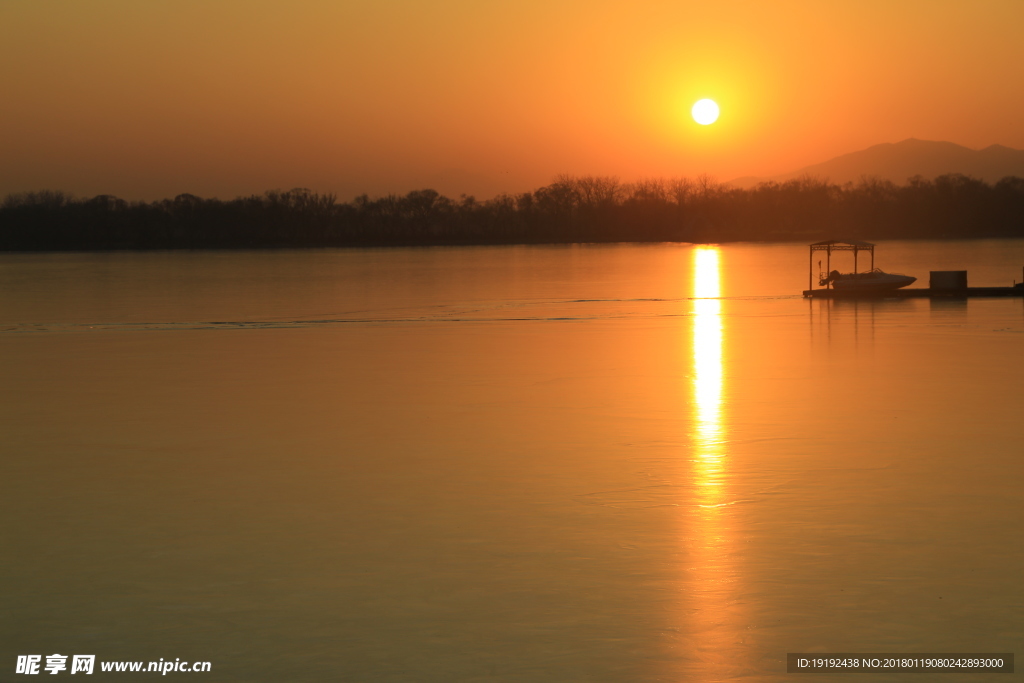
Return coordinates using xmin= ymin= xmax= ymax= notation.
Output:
xmin=2 ymin=241 xmax=1022 ymax=682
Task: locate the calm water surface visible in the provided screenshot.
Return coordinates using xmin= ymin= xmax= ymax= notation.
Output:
xmin=2 ymin=241 xmax=1022 ymax=682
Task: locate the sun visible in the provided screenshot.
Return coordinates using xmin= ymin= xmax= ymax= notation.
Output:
xmin=691 ymin=99 xmax=720 ymax=125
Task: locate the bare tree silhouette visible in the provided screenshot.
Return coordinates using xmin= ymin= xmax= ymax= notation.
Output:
xmin=2 ymin=173 xmax=1023 ymax=250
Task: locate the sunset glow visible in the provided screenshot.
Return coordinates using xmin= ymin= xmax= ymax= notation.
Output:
xmin=5 ymin=0 xmax=1024 ymax=677
xmin=1 ymin=1 xmax=1023 ymax=201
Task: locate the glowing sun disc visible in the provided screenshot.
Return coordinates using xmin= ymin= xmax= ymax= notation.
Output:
xmin=692 ymin=99 xmax=720 ymax=125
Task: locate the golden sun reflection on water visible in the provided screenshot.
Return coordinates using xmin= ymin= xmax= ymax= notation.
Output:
xmin=692 ymin=247 xmax=724 ymax=505
xmin=685 ymin=246 xmax=745 ymax=676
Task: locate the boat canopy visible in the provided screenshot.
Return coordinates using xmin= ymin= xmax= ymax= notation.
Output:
xmin=809 ymin=240 xmax=874 ymax=249
xmin=807 ymin=240 xmax=875 ymax=291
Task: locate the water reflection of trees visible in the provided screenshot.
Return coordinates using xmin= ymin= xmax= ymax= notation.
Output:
xmin=2 ymin=174 xmax=1023 ymax=250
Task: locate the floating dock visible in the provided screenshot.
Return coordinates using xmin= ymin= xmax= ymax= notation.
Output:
xmin=802 ymin=241 xmax=1024 ymax=299
xmin=803 ymin=286 xmax=1024 ymax=299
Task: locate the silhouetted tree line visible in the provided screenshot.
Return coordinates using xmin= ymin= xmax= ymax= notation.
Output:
xmin=2 ymin=173 xmax=1023 ymax=250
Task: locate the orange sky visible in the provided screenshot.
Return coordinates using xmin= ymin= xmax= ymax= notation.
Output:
xmin=2 ymin=0 xmax=1023 ymax=201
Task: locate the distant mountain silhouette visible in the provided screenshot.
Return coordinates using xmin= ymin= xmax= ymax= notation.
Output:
xmin=730 ymin=139 xmax=1024 ymax=188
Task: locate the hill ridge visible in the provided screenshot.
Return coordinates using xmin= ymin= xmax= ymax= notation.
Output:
xmin=730 ymin=139 xmax=1024 ymax=188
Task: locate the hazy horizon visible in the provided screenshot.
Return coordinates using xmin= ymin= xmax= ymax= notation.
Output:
xmin=3 ymin=1 xmax=1024 ymax=202
xmin=6 ymin=137 xmax=1024 ymax=205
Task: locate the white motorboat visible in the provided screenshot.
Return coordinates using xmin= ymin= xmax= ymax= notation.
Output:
xmin=820 ymin=268 xmax=916 ymax=291
xmin=805 ymin=240 xmax=919 ymax=296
